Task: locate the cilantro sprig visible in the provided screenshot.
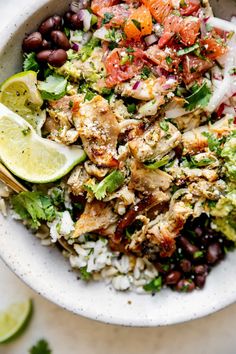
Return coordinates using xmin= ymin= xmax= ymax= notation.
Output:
xmin=143 ymin=276 xmax=162 ymax=292
xmin=84 ymin=170 xmax=125 ymax=200
xmin=184 ymin=82 xmax=211 ymax=111
xmin=29 ymin=339 xmax=52 ymax=354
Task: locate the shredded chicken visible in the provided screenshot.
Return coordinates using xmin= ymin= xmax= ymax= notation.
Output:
xmin=129 ymin=121 xmax=181 ymax=162
xmin=73 ymin=200 xmax=118 ymax=238
xmin=74 ymin=95 xmax=120 ymax=167
xmin=67 ymin=165 xmax=90 ymax=196
xmin=147 ymin=201 xmax=193 ymax=257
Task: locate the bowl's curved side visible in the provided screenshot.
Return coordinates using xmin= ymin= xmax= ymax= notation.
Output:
xmin=0 ymin=0 xmax=236 ymax=327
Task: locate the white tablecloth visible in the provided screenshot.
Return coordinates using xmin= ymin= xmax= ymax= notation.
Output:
xmin=1 ymin=1 xmax=236 ymax=353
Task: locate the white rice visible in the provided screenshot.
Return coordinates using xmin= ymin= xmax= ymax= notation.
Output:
xmin=69 ymin=238 xmax=158 ymax=293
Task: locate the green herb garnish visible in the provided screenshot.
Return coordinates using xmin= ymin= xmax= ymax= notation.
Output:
xmin=12 ymin=191 xmax=57 ymax=229
xmin=131 ymin=19 xmax=141 ymax=31
xmin=166 ymin=56 xmax=173 ymax=65
xmin=80 ymin=37 xmax=100 ymax=62
xmin=141 ymin=66 xmax=151 ymax=79
xmin=23 ymin=53 xmax=40 ymax=72
xmin=84 ymin=170 xmax=125 ymax=200
xmin=80 ymin=266 xmax=92 ymax=281
xmin=184 ymin=82 xmax=211 ymax=111
xmin=102 ymin=12 xmax=114 ymax=25
xmin=160 ymin=121 xmax=169 ymax=132
xmin=127 ymin=103 xmax=136 ymax=113
xmin=143 ymin=276 xmax=162 ymax=292
xmin=202 ymin=132 xmax=223 ymax=155
xmin=144 ymin=156 xmax=170 ymax=169
xmin=177 ymin=43 xmax=199 ymax=56
xmin=29 ymin=339 xmax=52 ymax=354
xmin=38 ymin=75 xmax=67 ymax=101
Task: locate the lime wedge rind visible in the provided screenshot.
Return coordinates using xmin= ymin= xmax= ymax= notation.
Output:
xmin=0 ymin=299 xmax=33 ymax=344
xmin=0 ymin=103 xmax=86 ymax=184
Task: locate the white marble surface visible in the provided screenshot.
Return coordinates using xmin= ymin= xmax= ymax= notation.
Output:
xmin=1 ymin=1 xmax=236 ymax=353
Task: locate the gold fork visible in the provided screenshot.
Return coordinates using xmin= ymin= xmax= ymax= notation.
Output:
xmin=0 ymin=162 xmax=28 ymax=193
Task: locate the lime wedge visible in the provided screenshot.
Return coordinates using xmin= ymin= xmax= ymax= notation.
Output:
xmin=0 ymin=71 xmax=45 ymax=134
xmin=0 ymin=299 xmax=33 ymax=343
xmin=0 ymin=103 xmax=86 ymax=183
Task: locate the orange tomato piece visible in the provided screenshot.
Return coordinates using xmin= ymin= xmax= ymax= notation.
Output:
xmin=124 ymin=5 xmax=153 ymax=40
xmin=180 ymin=0 xmax=200 ymax=16
xmin=104 ymin=48 xmax=144 ymax=87
xmin=201 ymin=37 xmax=227 ymax=60
xmin=141 ymin=0 xmax=172 ymax=24
xmin=98 ymin=4 xmax=131 ymax=27
xmin=158 ymin=15 xmax=200 ymax=47
xmin=91 ymin=0 xmax=119 ymax=15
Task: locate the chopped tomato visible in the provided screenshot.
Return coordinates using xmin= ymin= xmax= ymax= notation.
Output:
xmin=104 ymin=48 xmax=144 ymax=87
xmin=201 ymin=37 xmax=227 ymax=60
xmin=141 ymin=0 xmax=172 ymax=24
xmin=146 ymin=44 xmax=181 ymax=72
xmin=98 ymin=4 xmax=131 ymax=27
xmin=91 ymin=0 xmax=119 ymax=15
xmin=180 ymin=0 xmax=200 ymax=16
xmin=158 ymin=15 xmax=200 ymax=48
xmin=182 ymin=54 xmax=213 ymax=84
xmin=124 ymin=5 xmax=153 ymax=40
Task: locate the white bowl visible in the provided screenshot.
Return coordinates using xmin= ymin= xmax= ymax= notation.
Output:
xmin=0 ymin=0 xmax=236 ymax=327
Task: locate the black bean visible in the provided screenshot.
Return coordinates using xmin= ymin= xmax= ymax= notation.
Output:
xmin=48 ymin=49 xmax=68 ymax=67
xmin=206 ymin=243 xmax=223 ymax=264
xmin=22 ymin=32 xmax=43 ymax=53
xmin=178 ymin=236 xmax=199 ymax=257
xmin=41 ymin=39 xmax=52 ymax=50
xmin=165 ymin=271 xmax=181 ymax=285
xmin=176 ymin=279 xmax=195 ymax=292
xmin=51 ymin=31 xmax=70 ymax=50
xmin=195 ymin=275 xmax=206 ymax=289
xmin=70 ymin=13 xmax=83 ymax=29
xmin=36 ymin=50 xmax=53 ymax=63
xmin=64 ymin=11 xmax=74 ymax=26
xmin=180 ymin=259 xmax=192 ymax=273
xmin=194 ymin=264 xmax=208 ymax=275
xmin=39 ymin=15 xmax=62 ymax=35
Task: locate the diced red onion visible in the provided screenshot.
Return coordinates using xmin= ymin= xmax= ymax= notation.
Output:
xmin=132 ymin=81 xmax=140 ymax=90
xmin=153 ymin=23 xmax=163 ymax=37
xmin=78 ymin=9 xmax=92 ymax=32
xmin=70 ymin=0 xmax=90 ymax=12
xmin=72 ymin=43 xmax=80 ymax=51
xmin=94 ymin=27 xmax=110 ymax=41
xmin=144 ymin=34 xmax=158 ymax=46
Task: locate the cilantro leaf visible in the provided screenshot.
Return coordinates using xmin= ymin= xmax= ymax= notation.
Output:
xmin=127 ymin=103 xmax=136 ymax=113
xmin=177 ymin=43 xmax=199 ymax=56
xmin=80 ymin=266 xmax=92 ymax=281
xmin=29 ymin=339 xmax=52 ymax=354
xmin=12 ymin=191 xmax=56 ymax=229
xmin=80 ymin=37 xmax=100 ymax=62
xmin=84 ymin=170 xmax=125 ymax=200
xmin=143 ymin=276 xmax=162 ymax=292
xmin=38 ymin=75 xmax=67 ymax=101
xmin=160 ymin=121 xmax=169 ymax=132
xmin=184 ymin=82 xmax=211 ymax=111
xmin=23 ymin=53 xmax=40 ymax=72
xmin=144 ymin=156 xmax=170 ymax=169
xmin=202 ymin=132 xmax=223 ymax=155
xmin=140 ymin=66 xmax=151 ymax=79
xmin=102 ymin=12 xmax=114 ymax=25
xmin=132 ymin=19 xmax=141 ymax=31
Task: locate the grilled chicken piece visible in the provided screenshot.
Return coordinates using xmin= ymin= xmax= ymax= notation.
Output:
xmin=115 ymin=76 xmax=177 ymax=101
xmin=46 ymin=95 xmax=83 ymax=144
xmin=74 ymin=95 xmax=120 ymax=167
xmin=129 ymin=121 xmax=181 ymax=162
xmin=147 ymin=201 xmax=192 ymax=257
xmin=129 ymin=160 xmax=172 ymax=193
xmin=182 ymin=115 xmax=233 ymax=155
xmin=73 ymin=200 xmax=118 ymax=238
xmin=67 ymin=165 xmax=90 ymax=196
